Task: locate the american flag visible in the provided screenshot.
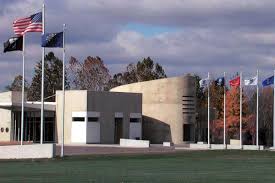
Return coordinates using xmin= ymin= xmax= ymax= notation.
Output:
xmin=13 ymin=12 xmax=43 ymax=36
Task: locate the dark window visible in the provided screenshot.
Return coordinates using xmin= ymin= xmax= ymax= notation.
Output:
xmin=88 ymin=117 xmax=99 ymax=122
xmin=182 ymin=103 xmax=195 ymax=106
xmin=45 ymin=117 xmax=55 ymax=122
xmin=130 ymin=118 xmax=140 ymax=123
xmin=182 ymin=107 xmax=195 ymax=110
xmin=182 ymin=112 xmax=195 ymax=114
xmin=182 ymin=100 xmax=194 ymax=102
xmin=0 ymin=128 xmax=3 ymax=133
xmin=72 ymin=117 xmax=85 ymax=122
xmin=5 ymin=128 xmax=9 ymax=133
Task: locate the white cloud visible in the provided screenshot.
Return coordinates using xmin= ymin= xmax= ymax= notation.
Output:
xmin=1 ymin=0 xmax=275 ymax=90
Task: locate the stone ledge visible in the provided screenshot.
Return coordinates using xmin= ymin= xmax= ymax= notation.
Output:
xmin=0 ymin=144 xmax=56 ymax=159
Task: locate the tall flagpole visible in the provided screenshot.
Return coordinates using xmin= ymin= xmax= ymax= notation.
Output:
xmin=240 ymin=72 xmax=243 ymax=149
xmin=223 ymin=72 xmax=226 ymax=149
xmin=207 ymin=72 xmax=210 ymax=148
xmin=40 ymin=3 xmax=45 ymax=144
xmin=273 ymin=70 xmax=275 ymax=148
xmin=256 ymin=70 xmax=259 ymax=148
xmin=20 ymin=35 xmax=25 ymax=146
xmin=61 ymin=24 xmax=66 ymax=158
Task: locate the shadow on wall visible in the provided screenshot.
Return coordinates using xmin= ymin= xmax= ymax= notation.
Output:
xmin=142 ymin=116 xmax=172 ymax=144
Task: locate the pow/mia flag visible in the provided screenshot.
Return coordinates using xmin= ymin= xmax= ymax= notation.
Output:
xmin=41 ymin=32 xmax=63 ymax=48
xmin=244 ymin=76 xmax=257 ymax=86
xmin=3 ymin=36 xmax=23 ymax=53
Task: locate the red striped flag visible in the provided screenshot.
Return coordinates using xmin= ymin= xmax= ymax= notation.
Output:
xmin=13 ymin=12 xmax=42 ymax=36
xmin=229 ymin=76 xmax=240 ymax=87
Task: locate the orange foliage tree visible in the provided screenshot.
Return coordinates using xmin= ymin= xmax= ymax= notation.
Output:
xmin=211 ymin=86 xmax=255 ymax=144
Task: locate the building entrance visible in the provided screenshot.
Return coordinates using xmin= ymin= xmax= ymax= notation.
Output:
xmin=12 ymin=111 xmax=55 ymax=143
xmin=114 ymin=118 xmax=123 ymax=144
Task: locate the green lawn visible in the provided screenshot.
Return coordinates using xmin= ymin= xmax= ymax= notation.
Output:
xmin=1 ymin=150 xmax=275 ymax=183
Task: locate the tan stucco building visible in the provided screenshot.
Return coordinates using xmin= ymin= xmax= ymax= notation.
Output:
xmin=0 ymin=74 xmax=196 ymax=145
xmin=0 ymin=90 xmax=142 ymax=144
xmin=55 ymin=90 xmax=142 ymax=144
xmin=111 ymin=74 xmax=196 ymax=145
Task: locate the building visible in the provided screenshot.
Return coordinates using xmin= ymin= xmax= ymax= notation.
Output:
xmin=55 ymin=90 xmax=142 ymax=144
xmin=111 ymin=74 xmax=196 ymax=145
xmin=0 ymin=90 xmax=142 ymax=144
xmin=0 ymin=74 xmax=196 ymax=145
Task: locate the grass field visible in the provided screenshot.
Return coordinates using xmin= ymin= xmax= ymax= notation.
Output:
xmin=1 ymin=150 xmax=275 ymax=183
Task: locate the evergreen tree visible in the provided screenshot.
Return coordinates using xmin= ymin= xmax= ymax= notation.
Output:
xmin=28 ymin=52 xmax=69 ymax=101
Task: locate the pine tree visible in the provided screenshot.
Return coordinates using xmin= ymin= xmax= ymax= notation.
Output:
xmin=27 ymin=52 xmax=69 ymax=101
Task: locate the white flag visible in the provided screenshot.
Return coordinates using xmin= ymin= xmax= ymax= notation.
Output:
xmin=199 ymin=78 xmax=209 ymax=88
xmin=244 ymin=76 xmax=257 ymax=86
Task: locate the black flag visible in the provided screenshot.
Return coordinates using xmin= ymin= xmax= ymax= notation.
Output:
xmin=3 ymin=36 xmax=23 ymax=53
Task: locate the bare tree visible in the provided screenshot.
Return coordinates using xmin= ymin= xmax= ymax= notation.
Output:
xmin=68 ymin=56 xmax=111 ymax=91
xmin=5 ymin=75 xmax=29 ymax=91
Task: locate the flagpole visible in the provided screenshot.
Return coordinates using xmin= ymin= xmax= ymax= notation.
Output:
xmin=20 ymin=35 xmax=25 ymax=146
xmin=273 ymin=70 xmax=275 ymax=148
xmin=208 ymin=72 xmax=210 ymax=148
xmin=61 ymin=24 xmax=66 ymax=158
xmin=40 ymin=3 xmax=45 ymax=144
xmin=223 ymin=72 xmax=226 ymax=149
xmin=240 ymin=72 xmax=243 ymax=149
xmin=256 ymin=70 xmax=259 ymax=149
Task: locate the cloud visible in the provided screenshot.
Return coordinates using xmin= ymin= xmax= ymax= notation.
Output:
xmin=1 ymin=0 xmax=275 ymax=90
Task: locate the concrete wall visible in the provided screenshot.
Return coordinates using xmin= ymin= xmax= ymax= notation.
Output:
xmin=56 ymin=90 xmax=142 ymax=144
xmin=111 ymin=75 xmax=196 ymax=145
xmin=87 ymin=91 xmax=142 ymax=144
xmin=0 ymin=144 xmax=55 ymax=159
xmin=0 ymin=92 xmax=16 ymax=142
xmin=0 ymin=108 xmax=12 ymax=141
xmin=56 ymin=90 xmax=87 ymax=144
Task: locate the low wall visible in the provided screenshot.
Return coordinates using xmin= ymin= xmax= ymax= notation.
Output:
xmin=0 ymin=144 xmax=56 ymax=159
xmin=120 ymin=139 xmax=149 ymax=148
xmin=189 ymin=143 xmax=209 ymax=149
xmin=211 ymin=144 xmax=226 ymax=150
xmin=243 ymin=145 xmax=264 ymax=150
xmin=189 ymin=144 xmax=264 ymax=150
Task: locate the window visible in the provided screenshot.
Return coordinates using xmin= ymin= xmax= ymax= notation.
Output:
xmin=88 ymin=117 xmax=99 ymax=122
xmin=0 ymin=128 xmax=3 ymax=133
xmin=5 ymin=128 xmax=9 ymax=133
xmin=45 ymin=117 xmax=55 ymax=122
xmin=130 ymin=118 xmax=140 ymax=123
xmin=72 ymin=117 xmax=85 ymax=122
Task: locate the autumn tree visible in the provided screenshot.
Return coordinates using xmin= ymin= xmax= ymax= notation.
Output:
xmin=108 ymin=57 xmax=166 ymax=89
xmin=211 ymin=87 xmax=255 ymax=144
xmin=68 ymin=56 xmax=110 ymax=91
xmin=28 ymin=52 xmax=69 ymax=101
xmin=5 ymin=75 xmax=29 ymax=91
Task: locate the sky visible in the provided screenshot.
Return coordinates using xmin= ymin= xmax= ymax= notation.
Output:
xmin=1 ymin=0 xmax=275 ymax=90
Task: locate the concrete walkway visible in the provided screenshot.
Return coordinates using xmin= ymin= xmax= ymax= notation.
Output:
xmin=55 ymin=144 xmax=176 ymax=156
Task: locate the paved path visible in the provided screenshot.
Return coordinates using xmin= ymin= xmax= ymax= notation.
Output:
xmin=55 ymin=144 xmax=177 ymax=156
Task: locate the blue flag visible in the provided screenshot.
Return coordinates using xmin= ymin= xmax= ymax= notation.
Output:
xmin=41 ymin=32 xmax=63 ymax=48
xmin=262 ymin=76 xmax=274 ymax=87
xmin=215 ymin=77 xmax=225 ymax=86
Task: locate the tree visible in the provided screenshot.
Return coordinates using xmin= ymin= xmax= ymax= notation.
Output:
xmin=108 ymin=57 xmax=166 ymax=89
xmin=68 ymin=56 xmax=110 ymax=91
xmin=5 ymin=75 xmax=29 ymax=91
xmin=250 ymin=87 xmax=273 ymax=146
xmin=211 ymin=87 xmax=255 ymax=144
xmin=28 ymin=52 xmax=69 ymax=101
